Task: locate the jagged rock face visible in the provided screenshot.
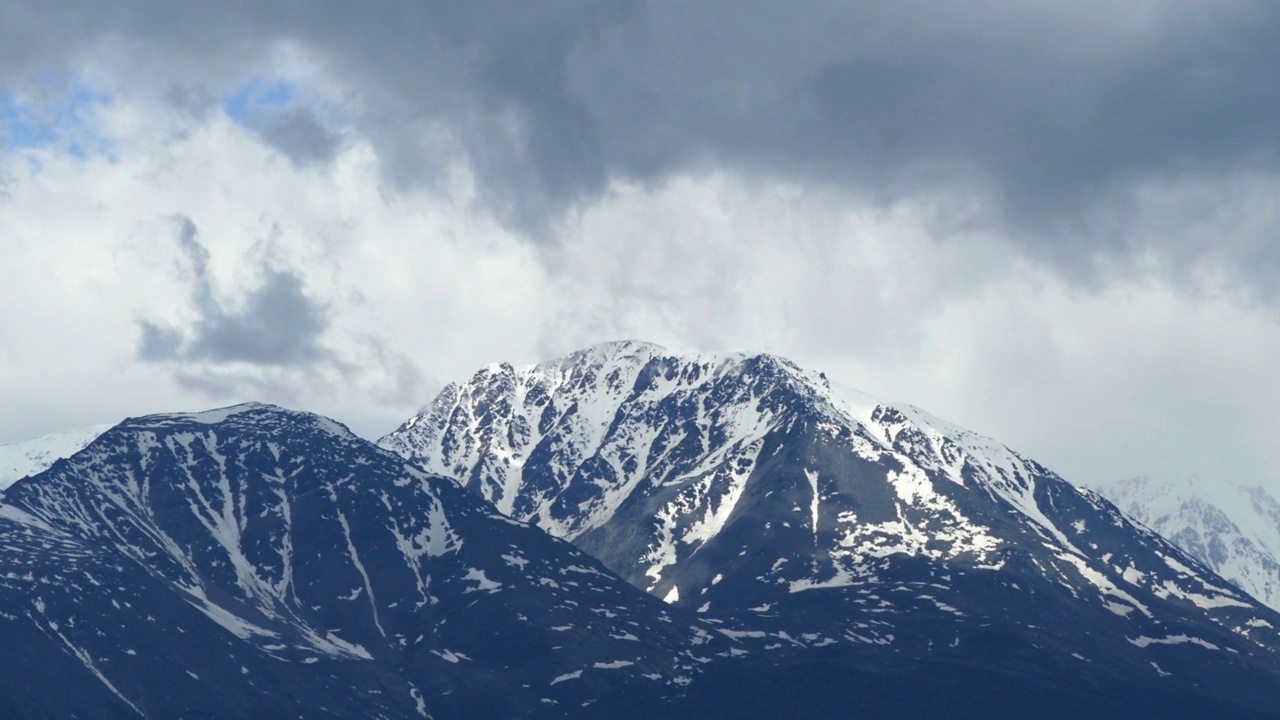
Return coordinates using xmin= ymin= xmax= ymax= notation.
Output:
xmin=1095 ymin=476 xmax=1280 ymax=613
xmin=381 ymin=341 xmax=1280 ymax=701
xmin=0 ymin=403 xmax=726 ymax=720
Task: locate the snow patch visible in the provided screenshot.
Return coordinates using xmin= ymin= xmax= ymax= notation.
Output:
xmin=1128 ymin=635 xmax=1220 ymax=651
xmin=550 ymin=670 xmax=583 ymax=685
xmin=463 ymin=568 xmax=503 ymax=593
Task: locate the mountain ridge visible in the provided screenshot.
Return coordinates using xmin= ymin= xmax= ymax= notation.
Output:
xmin=0 ymin=401 xmax=733 ymax=718
xmin=5 ymin=347 xmax=1280 ymax=716
xmin=380 ymin=340 xmax=1280 ymax=706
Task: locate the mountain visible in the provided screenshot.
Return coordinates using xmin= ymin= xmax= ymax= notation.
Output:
xmin=6 ymin=354 xmax=1280 ymax=718
xmin=0 ymin=403 xmax=731 ymax=719
xmin=1094 ymin=476 xmax=1280 ymax=613
xmin=381 ymin=340 xmax=1280 ymax=717
xmin=0 ymin=423 xmax=109 ymax=489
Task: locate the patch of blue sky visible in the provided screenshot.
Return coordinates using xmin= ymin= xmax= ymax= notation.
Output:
xmin=0 ymin=77 xmax=115 ymax=160
xmin=222 ymin=77 xmax=300 ymax=126
xmin=221 ymin=76 xmax=349 ymax=132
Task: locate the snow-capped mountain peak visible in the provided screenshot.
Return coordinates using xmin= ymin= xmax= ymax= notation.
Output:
xmin=380 ymin=341 xmax=1280 ymax=680
xmin=0 ymin=422 xmax=112 ymax=490
xmin=1094 ymin=475 xmax=1280 ymax=612
xmin=381 ymin=341 xmax=1041 ymax=548
xmin=0 ymin=404 xmax=348 ymax=492
xmin=0 ymin=401 xmax=730 ymax=718
xmin=4 ymin=386 xmax=1280 ymax=717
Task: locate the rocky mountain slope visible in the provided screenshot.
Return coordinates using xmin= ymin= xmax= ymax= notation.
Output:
xmin=5 ymin=345 xmax=1280 ymax=717
xmin=381 ymin=341 xmax=1280 ymax=716
xmin=0 ymin=403 xmax=728 ymax=719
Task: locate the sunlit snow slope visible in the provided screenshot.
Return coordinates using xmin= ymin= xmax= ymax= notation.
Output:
xmin=0 ymin=424 xmax=110 ymax=489
xmin=1096 ymin=476 xmax=1280 ymax=612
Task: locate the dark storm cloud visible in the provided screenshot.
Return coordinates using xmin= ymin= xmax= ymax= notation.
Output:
xmin=258 ymin=105 xmax=340 ymax=167
xmin=185 ymin=270 xmax=331 ymax=365
xmin=137 ymin=322 xmax=183 ymax=361
xmin=138 ymin=216 xmax=332 ymax=367
xmin=6 ymin=1 xmax=1280 ymax=255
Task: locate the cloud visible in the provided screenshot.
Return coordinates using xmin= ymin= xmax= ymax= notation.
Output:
xmin=137 ymin=321 xmax=183 ymax=361
xmin=187 ymin=269 xmax=330 ymax=364
xmin=258 ymin=106 xmax=340 ymax=167
xmin=137 ymin=216 xmax=333 ymax=367
xmin=5 ymin=1 xmax=1280 ymax=498
xmin=0 ymin=105 xmax=540 ymax=440
xmin=222 ymin=78 xmax=342 ymax=167
xmin=0 ymin=77 xmax=112 ymax=157
xmin=1 ymin=1 xmax=1278 ymax=266
xmin=529 ymin=173 xmax=1280 ymax=487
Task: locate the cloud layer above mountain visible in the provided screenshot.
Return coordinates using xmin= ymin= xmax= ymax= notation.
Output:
xmin=3 ymin=0 xmax=1280 ymax=487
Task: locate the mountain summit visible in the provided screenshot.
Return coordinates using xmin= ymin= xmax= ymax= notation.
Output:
xmin=382 ymin=341 xmax=1280 ymax=715
xmin=0 ymin=402 xmax=726 ymax=719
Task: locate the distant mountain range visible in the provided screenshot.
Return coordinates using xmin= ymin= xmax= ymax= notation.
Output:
xmin=0 ymin=423 xmax=110 ymax=489
xmin=2 ymin=342 xmax=1279 ymax=717
xmin=1094 ymin=476 xmax=1280 ymax=613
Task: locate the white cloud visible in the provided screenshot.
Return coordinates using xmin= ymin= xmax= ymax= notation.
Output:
xmin=0 ymin=88 xmax=546 ymax=439
xmin=530 ymin=173 xmax=1280 ymax=488
xmin=4 ymin=72 xmax=1280 ymax=495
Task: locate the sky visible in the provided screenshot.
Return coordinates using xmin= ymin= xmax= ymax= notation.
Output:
xmin=3 ymin=1 xmax=1280 ymax=490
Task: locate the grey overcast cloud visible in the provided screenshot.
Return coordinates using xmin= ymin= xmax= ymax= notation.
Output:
xmin=3 ymin=1 xmax=1280 ymax=490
